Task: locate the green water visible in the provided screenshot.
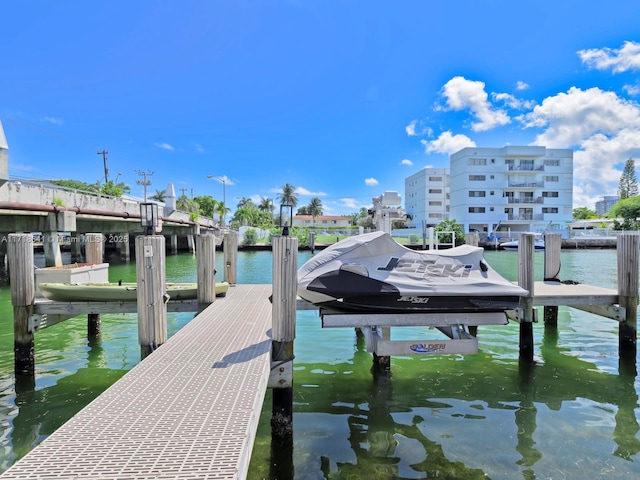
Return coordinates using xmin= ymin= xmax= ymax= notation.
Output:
xmin=0 ymin=249 xmax=639 ymax=479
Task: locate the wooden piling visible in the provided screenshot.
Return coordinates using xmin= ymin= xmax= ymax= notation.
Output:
xmin=617 ymin=233 xmax=638 ymax=362
xmin=224 ymin=230 xmax=238 ymax=285
xmin=309 ymin=232 xmax=316 ymax=253
xmin=196 ymin=234 xmax=216 ymax=304
xmin=8 ymin=234 xmax=35 ymax=376
xmin=271 ymin=234 xmax=298 ymax=437
xmin=543 ymin=233 xmax=562 ymax=328
xmin=85 ymin=233 xmax=104 ymax=336
xmin=135 ymin=235 xmax=167 ymax=359
xmin=70 ymin=233 xmax=82 ymax=263
xmin=518 ymin=233 xmax=535 ymax=362
xmin=465 ymin=232 xmax=479 ymax=247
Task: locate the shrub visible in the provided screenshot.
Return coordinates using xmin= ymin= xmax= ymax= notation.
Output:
xmin=243 ymin=228 xmax=258 ymax=245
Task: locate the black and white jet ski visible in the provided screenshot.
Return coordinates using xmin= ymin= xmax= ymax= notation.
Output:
xmin=297 ymin=231 xmax=528 ymax=314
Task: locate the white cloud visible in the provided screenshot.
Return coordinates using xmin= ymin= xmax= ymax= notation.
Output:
xmin=192 ymin=142 xmax=205 ymax=153
xmin=401 ymin=159 xmax=413 ymax=166
xmin=624 ymin=84 xmax=640 ymax=96
xmin=154 ymin=142 xmax=174 ymax=151
xmin=516 ymin=81 xmax=530 ymax=91
xmin=340 ymin=198 xmax=360 ymax=209
xmin=421 ymin=131 xmax=475 ymax=154
xmin=523 ymin=86 xmax=640 ymax=146
xmin=493 ymin=92 xmax=535 ymax=110
xmin=440 ymin=76 xmax=510 ymax=131
xmin=43 ymin=116 xmax=63 ymax=125
xmin=364 ymin=178 xmax=379 ymax=186
xmin=295 ymin=186 xmax=326 ymax=196
xmin=578 ymin=41 xmax=640 ymax=73
xmin=521 ymin=86 xmax=640 ymax=207
xmin=405 ymin=119 xmax=432 ymax=137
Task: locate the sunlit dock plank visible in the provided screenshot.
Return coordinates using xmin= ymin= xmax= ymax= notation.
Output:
xmin=1 ymin=284 xmax=273 ymax=480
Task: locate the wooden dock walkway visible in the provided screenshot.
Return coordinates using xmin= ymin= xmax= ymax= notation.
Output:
xmin=1 ymin=284 xmax=273 ymax=480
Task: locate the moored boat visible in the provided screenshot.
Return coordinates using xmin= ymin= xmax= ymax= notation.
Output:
xmin=297 ymin=231 xmax=528 ymax=315
xmin=38 ymin=281 xmax=229 ymax=302
xmin=500 ymin=233 xmax=545 ymax=251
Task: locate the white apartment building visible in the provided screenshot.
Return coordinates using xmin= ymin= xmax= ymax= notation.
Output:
xmin=449 ymin=146 xmax=573 ymax=234
xmin=405 ymin=167 xmax=449 ymax=229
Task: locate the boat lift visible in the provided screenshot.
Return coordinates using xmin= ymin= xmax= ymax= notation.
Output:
xmin=298 ymin=299 xmax=513 ymax=356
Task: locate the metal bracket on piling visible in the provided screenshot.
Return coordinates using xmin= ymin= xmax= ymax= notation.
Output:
xmin=268 ymin=359 xmax=293 ymax=388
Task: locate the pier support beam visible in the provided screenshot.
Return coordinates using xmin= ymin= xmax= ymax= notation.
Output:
xmin=85 ymin=233 xmax=104 ymax=337
xmin=119 ymin=233 xmax=130 ymax=262
xmin=186 ymin=234 xmax=195 ymax=254
xmin=8 ymin=234 xmax=35 ymax=376
xmin=135 ymin=235 xmax=167 ymax=359
xmin=617 ymin=233 xmax=638 ymax=368
xmin=223 ymin=230 xmax=238 ymax=285
xmin=169 ymin=234 xmax=178 ymax=255
xmin=42 ymin=231 xmax=62 ymax=267
xmin=271 ymin=234 xmax=298 ymax=438
xmin=0 ymin=232 xmax=6 ymax=268
xmin=70 ymin=233 xmax=82 ymax=263
xmin=543 ymin=233 xmax=562 ymax=328
xmin=518 ymin=233 xmax=535 ymax=362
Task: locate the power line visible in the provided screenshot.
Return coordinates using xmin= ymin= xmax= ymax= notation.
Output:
xmin=97 ymin=150 xmax=109 ymax=183
xmin=135 ymin=170 xmax=154 ymax=202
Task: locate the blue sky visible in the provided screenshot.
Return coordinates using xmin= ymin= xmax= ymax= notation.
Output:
xmin=2 ymin=1 xmax=640 ymax=216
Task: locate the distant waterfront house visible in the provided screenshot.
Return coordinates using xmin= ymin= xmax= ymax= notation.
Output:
xmin=292 ymin=214 xmax=352 ymax=228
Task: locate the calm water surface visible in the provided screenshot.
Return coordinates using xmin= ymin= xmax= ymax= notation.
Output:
xmin=0 ymin=248 xmax=639 ymax=479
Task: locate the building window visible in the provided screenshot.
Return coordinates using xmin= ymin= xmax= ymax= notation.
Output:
xmin=542 ymin=207 xmax=559 ymax=213
xmin=469 ymin=191 xmax=486 ymax=197
xmin=429 ymin=201 xmax=442 ymax=206
xmin=542 ymin=191 xmax=559 ymax=198
xmin=469 ymin=175 xmax=486 ymax=181
xmin=468 ymin=207 xmax=486 ymax=213
xmin=468 ymin=158 xmax=487 ymax=165
xmin=544 ymin=159 xmax=560 ymax=166
xmin=429 ymin=213 xmax=442 ymax=218
xmin=544 ymin=175 xmax=559 ymax=182
xmin=429 ymin=176 xmax=443 ymax=182
xmin=490 ymin=207 xmax=494 ymax=211
xmin=429 ymin=189 xmax=442 ymax=194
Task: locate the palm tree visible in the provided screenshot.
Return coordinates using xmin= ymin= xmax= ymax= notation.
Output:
xmin=276 ymin=183 xmax=298 ymax=207
xmin=258 ymin=197 xmax=274 ymax=215
xmin=308 ymin=197 xmax=323 ymax=227
xmin=214 ymin=200 xmax=231 ymax=226
xmin=149 ymin=189 xmax=166 ymax=202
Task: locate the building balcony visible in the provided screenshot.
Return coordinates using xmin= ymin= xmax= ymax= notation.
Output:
xmin=507 ymin=197 xmax=543 ymax=204
xmin=507 ymin=180 xmax=544 ymax=188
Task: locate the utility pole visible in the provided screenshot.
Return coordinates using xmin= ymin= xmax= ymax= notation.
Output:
xmin=97 ymin=150 xmax=109 ymax=183
xmin=135 ymin=170 xmax=154 ymax=202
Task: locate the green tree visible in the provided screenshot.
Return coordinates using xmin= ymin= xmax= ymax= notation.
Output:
xmin=308 ymin=197 xmax=323 ymax=226
xmin=258 ymin=197 xmax=274 ymax=219
xmin=176 ymin=194 xmax=200 ymax=214
xmin=149 ymin=189 xmax=166 ymax=202
xmin=276 ymin=183 xmax=298 ymax=207
xmin=193 ymin=195 xmax=217 ymax=218
xmin=435 ymin=218 xmax=465 ymax=246
xmin=296 ymin=206 xmax=309 ymax=215
xmin=573 ymin=206 xmax=598 ymax=220
xmin=618 ymin=158 xmax=638 ymax=200
xmin=608 ymin=196 xmax=640 ymax=229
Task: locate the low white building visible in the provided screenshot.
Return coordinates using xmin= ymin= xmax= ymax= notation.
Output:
xmin=405 ymin=167 xmax=449 ymax=229
xmin=449 ymin=146 xmax=573 ymax=234
xmin=292 ymin=215 xmax=352 ymax=228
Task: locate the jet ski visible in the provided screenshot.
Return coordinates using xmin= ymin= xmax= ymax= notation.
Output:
xmin=297 ymin=231 xmax=528 ymax=314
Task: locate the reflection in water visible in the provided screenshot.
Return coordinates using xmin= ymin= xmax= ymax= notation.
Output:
xmin=252 ymin=304 xmax=640 ymax=479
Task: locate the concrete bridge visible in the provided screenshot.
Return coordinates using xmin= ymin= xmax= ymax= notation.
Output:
xmin=0 ymin=179 xmax=221 ymax=266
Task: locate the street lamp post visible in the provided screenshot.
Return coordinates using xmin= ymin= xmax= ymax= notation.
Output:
xmin=207 ymin=175 xmax=227 ymax=226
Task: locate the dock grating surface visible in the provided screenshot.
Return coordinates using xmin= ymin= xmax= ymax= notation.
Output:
xmin=1 ymin=284 xmax=273 ymax=480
